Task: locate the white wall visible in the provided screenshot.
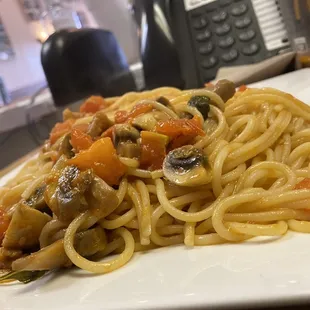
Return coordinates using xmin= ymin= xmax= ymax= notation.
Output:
xmin=85 ymin=0 xmax=140 ymax=64
xmin=0 ymin=0 xmax=46 ymax=92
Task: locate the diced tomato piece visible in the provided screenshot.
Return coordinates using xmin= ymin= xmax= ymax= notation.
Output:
xmin=50 ymin=119 xmax=75 ymax=144
xmin=114 ymin=111 xmax=129 ymax=124
xmin=155 ymin=116 xmax=205 ymax=151
xmin=114 ymin=103 xmax=153 ymax=124
xmin=102 ymin=125 xmax=115 ymax=139
xmin=295 ymin=178 xmax=310 ymax=190
xmin=205 ymin=82 xmax=214 ymax=88
xmin=70 ymin=128 xmax=93 ymax=152
xmin=80 ymin=96 xmax=107 ymax=113
xmin=238 ymin=85 xmax=247 ymax=92
xmin=140 ymin=131 xmax=169 ymax=170
xmin=155 ymin=115 xmax=205 ymax=139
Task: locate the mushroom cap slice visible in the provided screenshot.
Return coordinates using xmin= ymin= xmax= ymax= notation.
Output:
xmin=213 ymin=79 xmax=236 ymax=102
xmin=3 ymin=204 xmax=51 ymax=250
xmin=12 ymin=226 xmax=106 ymax=271
xmin=112 ymin=124 xmax=140 ymax=146
xmin=163 ymin=145 xmax=212 ymax=187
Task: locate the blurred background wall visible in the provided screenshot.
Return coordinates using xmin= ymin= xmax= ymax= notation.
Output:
xmin=0 ymin=0 xmax=45 ymax=94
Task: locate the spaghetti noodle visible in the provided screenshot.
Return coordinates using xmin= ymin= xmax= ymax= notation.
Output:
xmin=2 ymin=80 xmax=310 ymax=282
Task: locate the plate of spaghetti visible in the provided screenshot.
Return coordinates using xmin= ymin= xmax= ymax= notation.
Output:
xmin=2 ymin=69 xmax=310 ymax=310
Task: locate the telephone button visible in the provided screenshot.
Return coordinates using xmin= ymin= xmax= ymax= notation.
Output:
xmin=221 ymin=49 xmax=239 ymax=62
xmin=202 ymin=56 xmax=218 ymax=68
xmin=215 ymin=23 xmax=231 ymax=36
xmin=235 ymin=16 xmax=252 ymax=29
xmin=196 ymin=30 xmax=211 ymax=42
xmin=199 ymin=42 xmax=214 ymax=55
xmin=193 ymin=17 xmax=208 ymax=29
xmin=242 ymin=43 xmax=260 ymax=55
xmin=212 ymin=11 xmax=228 ymax=23
xmin=231 ymin=3 xmax=247 ymax=16
xmin=238 ymin=29 xmax=256 ymax=41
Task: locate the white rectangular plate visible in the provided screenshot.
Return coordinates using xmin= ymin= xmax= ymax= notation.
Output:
xmin=1 ymin=69 xmax=310 ymax=310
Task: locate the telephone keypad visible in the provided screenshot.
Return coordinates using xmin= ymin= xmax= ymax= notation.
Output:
xmin=188 ymin=0 xmax=269 ymax=83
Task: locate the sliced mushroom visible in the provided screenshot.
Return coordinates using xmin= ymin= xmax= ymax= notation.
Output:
xmin=156 ymin=96 xmax=176 ymax=112
xmin=51 ymin=155 xmax=68 ymax=172
xmin=117 ymin=142 xmax=140 ymax=158
xmin=3 ymin=204 xmax=51 ymax=249
xmin=112 ymin=124 xmax=140 ymax=157
xmin=45 ymin=163 xmax=119 ymax=222
xmin=24 ymin=184 xmax=47 ymax=210
xmin=74 ymin=226 xmax=106 ymax=256
xmin=188 ymin=96 xmax=210 ymax=119
xmin=58 ymin=133 xmax=74 ymax=158
xmin=163 ymin=145 xmax=212 ymax=187
xmin=213 ymin=79 xmax=235 ymax=102
xmin=112 ymin=124 xmax=140 ymax=146
xmin=87 ymin=176 xmax=119 ymax=218
xmin=63 ymin=108 xmax=83 ymax=121
xmin=0 ymin=247 xmax=23 ymax=269
xmin=87 ymin=110 xmax=111 ymax=138
xmin=12 ymin=226 xmax=106 ymax=271
xmin=156 ymin=96 xmax=171 ymax=106
xmin=132 ymin=113 xmax=157 ymax=131
xmin=13 ymin=239 xmax=68 ymax=271
xmin=132 ymin=111 xmax=170 ymax=131
xmin=45 ymin=166 xmax=93 ymax=222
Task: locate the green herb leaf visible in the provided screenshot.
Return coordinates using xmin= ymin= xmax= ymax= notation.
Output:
xmin=0 ymin=270 xmax=46 ymax=284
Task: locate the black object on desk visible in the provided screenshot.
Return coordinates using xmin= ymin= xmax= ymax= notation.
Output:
xmin=0 ymin=76 xmax=11 ymax=105
xmin=41 ymin=28 xmax=136 ymax=107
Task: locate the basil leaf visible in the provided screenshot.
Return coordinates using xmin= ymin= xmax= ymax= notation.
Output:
xmin=0 ymin=270 xmax=46 ymax=284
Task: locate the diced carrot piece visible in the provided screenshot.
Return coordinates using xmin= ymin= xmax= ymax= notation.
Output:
xmin=68 ymin=137 xmax=126 ymax=185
